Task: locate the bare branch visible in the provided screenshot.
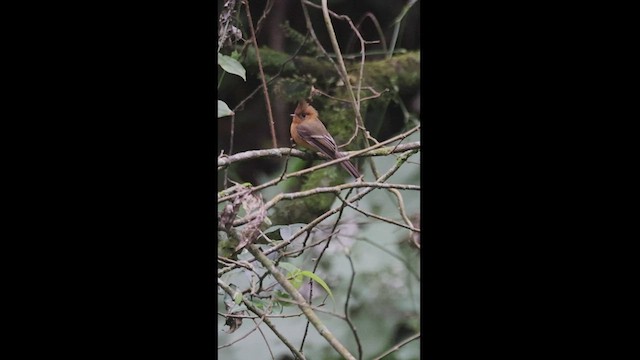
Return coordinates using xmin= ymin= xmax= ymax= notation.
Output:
xmin=217 ymin=277 xmax=306 ymax=359
xmin=344 ymin=254 xmax=363 ymax=360
xmin=300 ymin=189 xmax=352 ymax=351
xmin=243 ymin=0 xmax=277 ymax=148
xmin=218 ymin=303 xmax=270 ymax=349
xmin=246 ymin=244 xmax=357 ymax=360
xmin=218 ymin=311 xmax=305 ymax=319
xmin=234 ymin=182 xmax=418 ymax=227
xmin=217 ymin=141 xmax=420 ymax=168
xmin=254 ymin=317 xmax=276 ymax=360
xmin=281 ymin=230 xmax=339 ymax=257
xmin=218 ymin=148 xmax=418 ymax=276
xmin=388 ymin=188 xmax=416 ymax=237
xmin=318 ymin=0 xmax=380 ymax=178
xmin=359 ymin=237 xmax=420 ymax=281
xmin=335 ymin=194 xmax=421 ymax=233
xmin=372 ymin=332 xmax=420 ymax=360
xmin=218 ymin=125 xmax=419 ymax=204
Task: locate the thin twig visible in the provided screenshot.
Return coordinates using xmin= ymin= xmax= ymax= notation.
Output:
xmin=233 ymin=182 xmax=419 ymax=227
xmin=246 ymin=244 xmax=357 ymax=360
xmin=304 ymin=0 xmax=368 ymax=150
xmin=299 ymin=188 xmax=352 ymax=352
xmin=280 ymin=230 xmax=340 ymax=257
xmin=318 ymin=0 xmax=380 ymax=179
xmin=388 ymin=188 xmax=416 ymax=239
xmin=283 ymin=230 xmax=314 ymax=259
xmin=372 ymin=332 xmax=420 ymax=360
xmin=299 ymin=0 xmax=340 ymax=77
xmin=264 ymin=182 xmax=419 ymax=207
xmin=344 ymin=254 xmax=363 ymax=360
xmin=275 ymin=296 xmax=364 ymax=320
xmin=218 ymin=149 xmax=418 ymax=276
xmin=217 ymin=278 xmax=306 ymax=359
xmin=217 ymin=257 xmax=263 ymax=280
xmin=243 ymin=0 xmax=277 ymax=148
xmin=335 ymin=194 xmax=420 ymax=232
xmin=359 ymin=237 xmax=420 ymax=281
xmin=218 ymin=304 xmax=270 ymax=349
xmin=253 ymin=317 xmax=276 ymax=360
xmin=311 ymin=86 xmax=389 ymax=105
xmin=387 ymin=0 xmax=418 ymax=59
xmin=253 ymin=0 xmax=275 ymax=36
xmin=348 ymin=12 xmax=388 ymax=55
xmin=231 ymin=31 xmax=310 ymax=115
xmin=218 ymin=311 xmax=305 ymax=319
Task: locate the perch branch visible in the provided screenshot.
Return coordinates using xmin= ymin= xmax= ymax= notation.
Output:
xmin=217 ymin=141 xmax=420 ymax=169
xmin=218 ymin=125 xmax=419 ymax=204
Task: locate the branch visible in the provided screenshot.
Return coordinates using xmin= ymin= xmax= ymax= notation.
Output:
xmin=265 ymin=182 xmax=418 ymax=207
xmin=246 ymin=244 xmax=357 ymax=360
xmin=344 ymin=254 xmax=363 ymax=360
xmin=320 ymin=0 xmax=381 ymax=178
xmin=217 ymin=141 xmax=420 ymax=168
xmin=335 ymin=194 xmax=421 ymax=233
xmin=218 ymin=125 xmax=419 ymax=204
xmin=218 ymin=148 xmax=418 ymax=276
xmin=218 ymin=311 xmax=305 ymax=319
xmin=233 ymin=182 xmax=418 ymax=227
xmin=217 ymin=277 xmax=306 ymax=359
xmin=218 ymin=304 xmax=269 ymax=349
xmin=388 ymin=188 xmax=416 ymax=237
xmin=372 ymin=332 xmax=420 ymax=360
xmin=244 ymin=0 xmax=277 ymax=148
xmin=359 ymin=237 xmax=420 ymax=281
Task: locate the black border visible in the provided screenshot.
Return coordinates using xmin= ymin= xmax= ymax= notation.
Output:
xmin=21 ymin=1 xmax=622 ymax=358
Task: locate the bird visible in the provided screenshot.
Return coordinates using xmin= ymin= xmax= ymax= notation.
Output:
xmin=290 ymin=100 xmax=361 ymax=179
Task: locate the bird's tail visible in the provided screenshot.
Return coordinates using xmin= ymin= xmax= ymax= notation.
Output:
xmin=337 ymin=154 xmax=360 ymax=179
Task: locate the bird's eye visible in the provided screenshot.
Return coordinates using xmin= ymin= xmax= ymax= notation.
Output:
xmin=300 ymin=113 xmax=306 ymax=119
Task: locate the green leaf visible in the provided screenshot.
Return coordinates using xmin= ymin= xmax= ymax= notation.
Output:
xmin=218 ymin=53 xmax=246 ymax=81
xmin=299 ymin=270 xmax=334 ymax=302
xmin=218 ymin=100 xmax=234 ymax=118
xmin=251 ymin=298 xmax=266 ymax=310
xmin=290 ymin=272 xmax=304 ymax=289
xmin=275 ymin=290 xmax=295 ymax=307
xmin=233 ymin=291 xmax=243 ymax=305
xmin=279 ymin=262 xmax=304 ymax=289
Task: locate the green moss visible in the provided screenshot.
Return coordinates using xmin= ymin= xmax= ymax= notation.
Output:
xmin=358 ymin=52 xmax=420 ymax=96
xmin=217 ymin=231 xmax=238 ymax=260
xmin=271 ymin=77 xmax=314 ymax=103
xmin=270 ymin=160 xmax=346 ymax=225
xmin=280 ymin=21 xmax=318 ymax=56
xmin=243 ymin=46 xmax=297 ymax=76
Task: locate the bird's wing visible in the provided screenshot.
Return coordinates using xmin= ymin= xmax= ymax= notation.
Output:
xmin=296 ymin=121 xmax=338 ymax=158
xmin=297 ymin=120 xmax=361 ymax=178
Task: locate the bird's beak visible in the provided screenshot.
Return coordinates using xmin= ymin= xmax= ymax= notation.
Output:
xmin=290 ymin=113 xmax=295 ymax=117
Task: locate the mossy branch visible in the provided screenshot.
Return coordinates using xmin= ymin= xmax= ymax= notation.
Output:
xmin=217 ymin=141 xmax=420 ymax=169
